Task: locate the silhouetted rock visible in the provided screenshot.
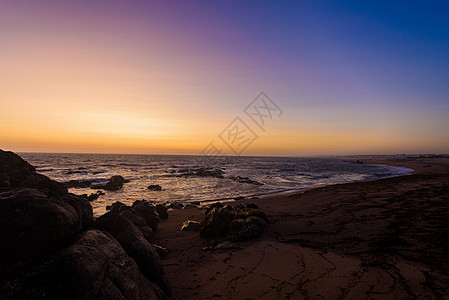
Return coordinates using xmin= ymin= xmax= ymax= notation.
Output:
xmin=156 ymin=204 xmax=169 ymax=219
xmin=120 ymin=210 xmax=154 ymax=242
xmin=0 ymin=150 xmax=172 ymax=299
xmin=105 ymin=201 xmax=160 ymax=241
xmin=0 ymin=149 xmax=67 ymax=195
xmin=176 ymin=167 xmax=225 ymax=178
xmin=132 ymin=200 xmax=160 ymax=231
xmin=0 ymin=230 xmax=166 ymax=299
xmin=94 ymin=213 xmax=171 ymax=296
xmin=0 ymin=150 xmax=93 ymax=279
xmin=64 ymin=179 xmax=93 ymax=188
xmin=148 ymin=184 xmax=162 ymax=191
xmin=107 ymin=201 xmax=130 ymax=213
xmin=81 ymin=190 xmax=104 ymax=201
xmin=91 ymin=175 xmax=129 ymax=191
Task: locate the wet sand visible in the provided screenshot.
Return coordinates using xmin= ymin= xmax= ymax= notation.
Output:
xmin=153 ymin=158 xmax=449 ymax=299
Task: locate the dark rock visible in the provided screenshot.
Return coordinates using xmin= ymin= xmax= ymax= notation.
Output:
xmin=227 ymin=216 xmax=267 ymax=242
xmin=94 ymin=213 xmax=171 ymax=296
xmin=0 ymin=189 xmax=82 ymax=277
xmin=86 ymin=190 xmax=104 ymax=201
xmin=181 ymin=220 xmax=200 ymax=232
xmin=66 ymin=170 xmax=85 ymax=174
xmin=177 ymin=167 xmax=224 ymax=178
xmin=0 ymin=150 xmax=93 ymax=278
xmin=0 ymin=150 xmax=171 ymax=299
xmin=234 ymin=203 xmax=269 ymax=223
xmin=148 ymin=184 xmax=162 ymax=191
xmin=0 ymin=149 xmax=67 ymax=195
xmin=199 ymin=202 xmax=269 ymax=242
xmin=91 ymin=175 xmax=128 ymax=191
xmin=108 ymin=201 xmax=129 ymax=213
xmin=234 ymin=196 xmax=245 ymax=200
xmin=155 ymin=204 xmax=169 ymax=219
xmin=0 ymin=230 xmax=166 ymax=299
xmin=64 ymin=179 xmax=93 ymax=188
xmin=199 ymin=207 xmax=235 ymax=238
xmin=205 ymin=202 xmax=223 ymax=214
xmin=132 ymin=200 xmax=160 ymax=231
xmin=120 ymin=210 xmax=154 ymax=242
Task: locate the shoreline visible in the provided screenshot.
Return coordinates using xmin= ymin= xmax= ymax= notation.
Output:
xmin=153 ymin=157 xmax=449 ymax=299
xmin=196 ymin=162 xmax=415 ymax=206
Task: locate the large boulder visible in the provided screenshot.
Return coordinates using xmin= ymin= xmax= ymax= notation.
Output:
xmin=199 ymin=203 xmax=269 ymax=242
xmin=132 ymin=200 xmax=160 ymax=231
xmin=0 ymin=150 xmax=93 ymax=279
xmin=0 ymin=150 xmax=172 ymax=299
xmin=94 ymin=213 xmax=171 ymax=297
xmin=0 ymin=150 xmax=67 ymax=195
xmin=106 ymin=201 xmax=155 ymax=241
xmin=155 ymin=204 xmax=169 ymax=219
xmin=0 ymin=230 xmax=165 ymax=299
xmin=121 ymin=210 xmax=154 ymax=241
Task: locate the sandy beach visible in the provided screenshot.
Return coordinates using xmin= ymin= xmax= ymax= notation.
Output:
xmin=153 ymin=157 xmax=449 ymax=299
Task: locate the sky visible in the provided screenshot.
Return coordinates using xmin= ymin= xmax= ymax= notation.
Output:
xmin=1 ymin=0 xmax=449 ymax=155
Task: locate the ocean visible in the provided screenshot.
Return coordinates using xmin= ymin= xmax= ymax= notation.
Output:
xmin=20 ymin=153 xmax=413 ymax=216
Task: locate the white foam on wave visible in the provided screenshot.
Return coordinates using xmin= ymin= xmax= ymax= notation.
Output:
xmin=371 ymin=164 xmax=414 ymax=175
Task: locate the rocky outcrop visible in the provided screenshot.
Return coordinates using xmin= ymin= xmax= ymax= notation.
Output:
xmin=132 ymin=200 xmax=160 ymax=231
xmin=0 ymin=150 xmax=172 ymax=299
xmin=94 ymin=213 xmax=171 ymax=296
xmin=0 ymin=230 xmax=165 ymax=299
xmin=0 ymin=150 xmax=93 ymax=279
xmin=199 ymin=203 xmax=269 ymax=242
xmin=174 ymin=167 xmax=225 ymax=178
xmin=106 ymin=200 xmax=160 ymax=236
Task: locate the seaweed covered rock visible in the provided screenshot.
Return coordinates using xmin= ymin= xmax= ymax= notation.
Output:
xmin=199 ymin=203 xmax=269 ymax=242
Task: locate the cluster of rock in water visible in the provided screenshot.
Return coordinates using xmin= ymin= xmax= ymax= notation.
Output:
xmin=0 ymin=149 xmax=270 ymax=299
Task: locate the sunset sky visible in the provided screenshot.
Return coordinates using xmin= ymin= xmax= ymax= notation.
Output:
xmin=1 ymin=1 xmax=449 ymax=155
